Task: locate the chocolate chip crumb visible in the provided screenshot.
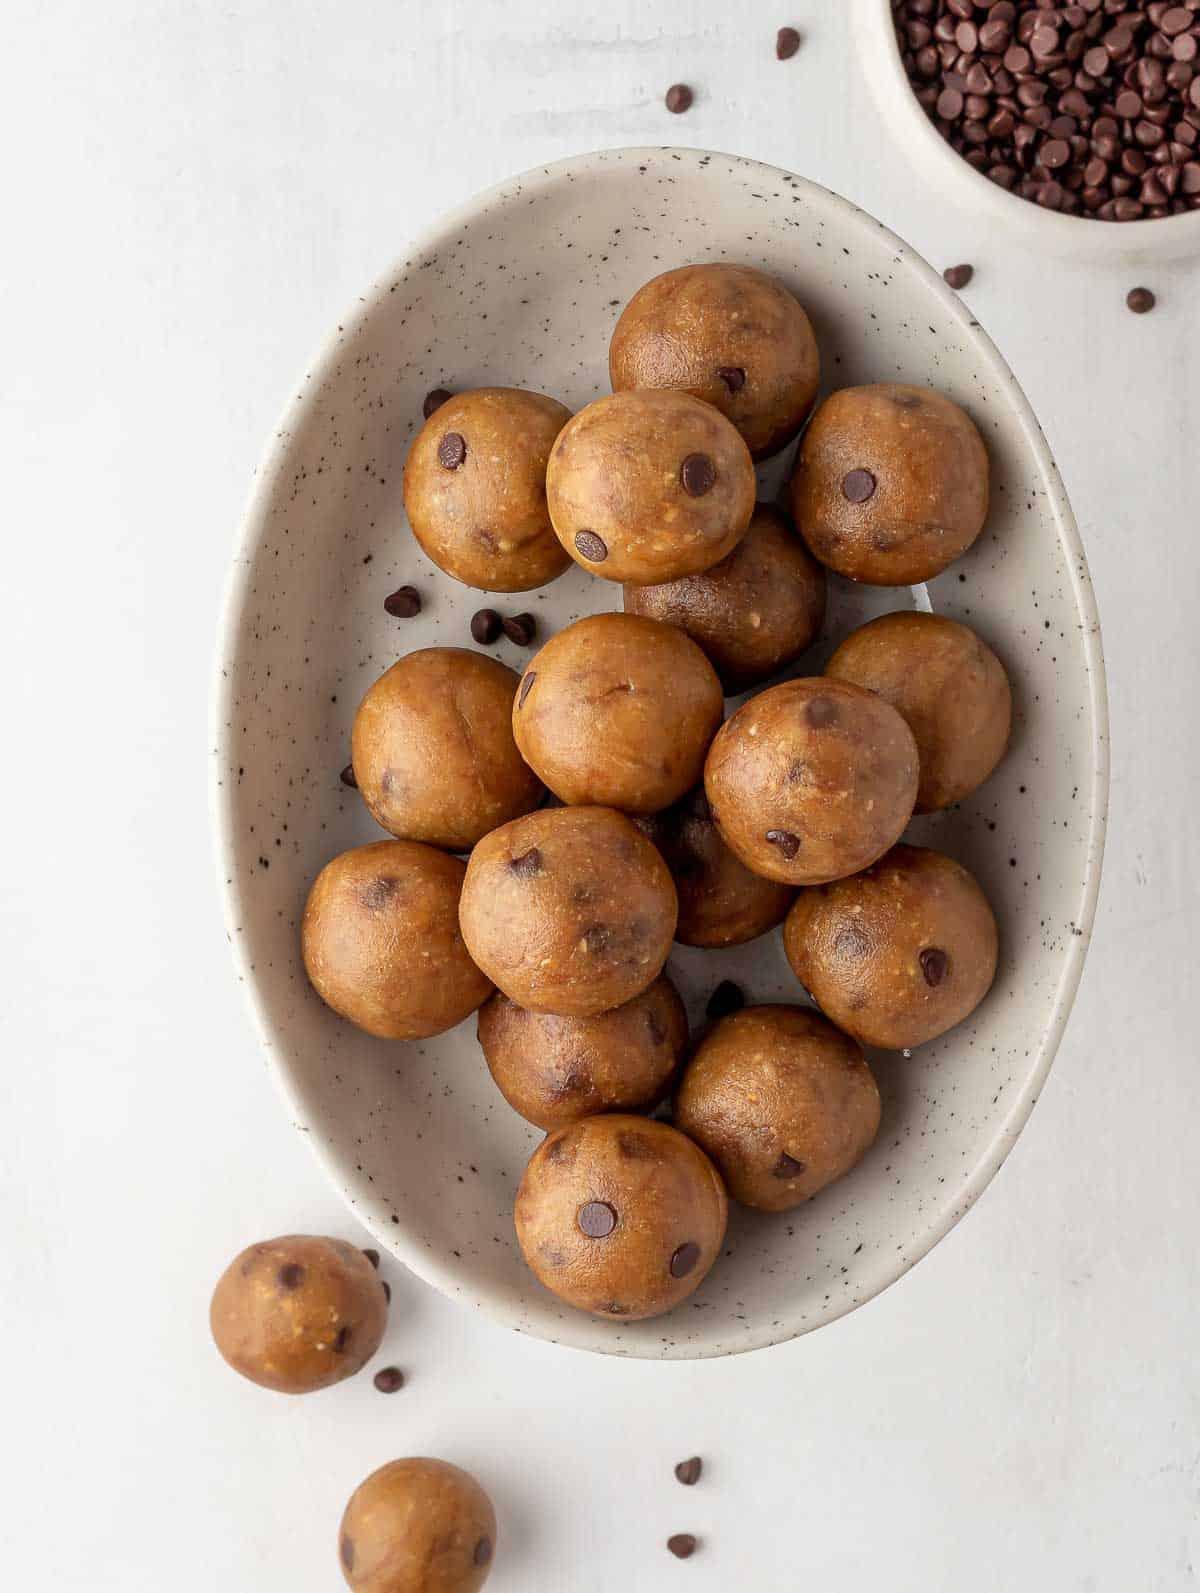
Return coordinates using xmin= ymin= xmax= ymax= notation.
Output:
xmin=776 ymin=26 xmax=802 ymax=60
xmin=680 ymin=452 xmax=716 ymax=497
xmin=670 ymin=1242 xmax=701 ymax=1279
xmin=765 ymin=829 xmax=800 ymax=860
xmin=578 ymin=1200 xmax=617 ymax=1238
xmin=774 ymin=1152 xmax=806 ymax=1178
xmin=919 ymin=947 xmax=949 ymax=987
xmin=471 ymin=608 xmax=502 ymax=645
xmin=674 ymin=1456 xmax=703 ymax=1486
xmin=333 ymin=1324 xmax=351 ymax=1353
xmin=841 ymin=468 xmax=876 ymax=503
xmin=518 ymin=671 xmax=537 ymax=708
xmin=381 ymin=1281 xmax=391 ymax=1303
xmin=362 ymin=1248 xmax=380 ymax=1269
xmin=340 ymin=763 xmax=358 ymax=789
xmin=422 ymin=388 xmax=451 ymax=419
xmin=474 ymin=1537 xmax=493 ymax=1567
xmin=715 ymin=365 xmax=746 ymax=392
xmin=373 ymin=1367 xmax=404 ymax=1394
xmin=502 ymin=612 xmax=537 ymax=647
xmin=706 ymin=980 xmax=745 ymax=1020
xmin=665 ymin=83 xmax=693 ymax=114
xmin=667 ymin=1534 xmax=698 ymax=1559
xmin=437 ymin=431 xmax=466 ymax=469
xmin=575 ymin=529 xmax=608 ymax=562
xmin=277 ymin=1263 xmax=304 ymax=1290
xmin=341 ymin=1537 xmax=355 ymax=1572
xmin=943 ymin=263 xmax=974 ymax=289
xmin=1126 ymin=286 xmax=1156 ymax=313
xmin=383 ymin=585 xmax=421 ymax=618
xmin=509 ymin=847 xmax=543 ymax=877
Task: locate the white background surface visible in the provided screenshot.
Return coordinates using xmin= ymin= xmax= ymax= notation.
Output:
xmin=3 ymin=3 xmax=1198 ymax=1589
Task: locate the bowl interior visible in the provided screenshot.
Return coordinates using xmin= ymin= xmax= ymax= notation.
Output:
xmin=213 ymin=147 xmax=1106 ymax=1358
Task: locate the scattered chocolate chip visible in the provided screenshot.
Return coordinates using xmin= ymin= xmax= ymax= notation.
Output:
xmin=674 ymin=1456 xmax=703 ymax=1486
xmin=665 ymin=83 xmax=693 ymax=113
xmin=502 ymin=612 xmax=537 ymax=647
xmin=667 ymin=1534 xmax=698 ymax=1559
xmin=841 ymin=468 xmax=877 ymax=503
xmin=680 ymin=452 xmax=716 ymax=496
xmin=340 ymin=763 xmax=358 ymax=789
xmin=509 ymin=847 xmax=543 ymax=877
xmin=362 ymin=1248 xmax=380 ymax=1269
xmin=943 ymin=262 xmax=974 ymax=288
xmin=474 ymin=1538 xmax=493 ymax=1567
xmin=670 ymin=1242 xmax=701 ymax=1279
xmin=437 ymin=431 xmax=466 ymax=469
xmin=776 ymin=25 xmax=801 ymax=60
xmin=384 ymin=585 xmax=421 ymax=618
xmin=381 ymin=1281 xmax=391 ymax=1303
xmin=1126 ymin=285 xmax=1157 ymax=311
xmin=471 ymin=607 xmax=502 ymax=644
xmin=574 ymin=529 xmax=608 ymax=562
xmin=706 ymin=980 xmax=745 ymax=1020
xmin=765 ymin=829 xmax=800 ymax=860
xmin=774 ymin=1152 xmax=806 ymax=1178
xmin=373 ymin=1367 xmax=405 ymax=1394
xmin=578 ymin=1200 xmax=617 ymax=1238
xmin=919 ymin=947 xmax=949 ymax=987
xmin=715 ymin=364 xmax=746 ymax=392
xmin=422 ymin=388 xmax=451 ymax=419
xmin=517 ymin=670 xmax=537 ymax=708
xmin=277 ymin=1263 xmax=304 ymax=1290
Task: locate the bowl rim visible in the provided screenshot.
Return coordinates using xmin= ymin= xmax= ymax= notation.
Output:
xmin=210 ymin=145 xmax=1110 ymax=1359
xmin=853 ymin=0 xmax=1200 ymax=263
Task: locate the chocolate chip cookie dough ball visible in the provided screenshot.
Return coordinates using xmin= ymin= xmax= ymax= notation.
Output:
xmin=211 ymin=1236 xmax=387 ymax=1394
xmin=609 ymin=263 xmax=820 ymax=459
xmin=624 ymin=503 xmax=826 ymax=694
xmin=703 ymin=678 xmax=918 ymax=886
xmin=824 ymin=612 xmax=1012 ymax=813
xmin=402 ymin=387 xmax=572 ymax=592
xmin=352 ymin=648 xmax=542 ymax=850
xmin=791 ymin=385 xmax=989 ymax=585
xmin=339 ymin=1458 xmax=496 ymax=1593
xmin=635 ymin=786 xmax=794 ymax=948
xmin=514 ymin=1115 xmax=727 ymax=1320
xmin=512 ymin=613 xmax=723 ymax=814
xmin=783 ymin=844 xmax=999 ymax=1050
xmin=459 ymin=807 xmax=677 ymax=1016
xmin=302 ymin=841 xmax=492 ymax=1039
xmin=546 ymin=390 xmax=755 ymax=584
xmin=477 ymin=974 xmax=688 ymax=1130
xmin=674 ymin=1006 xmax=880 ymax=1211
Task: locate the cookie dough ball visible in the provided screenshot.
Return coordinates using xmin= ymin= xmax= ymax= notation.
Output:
xmin=674 ymin=1006 xmax=880 ymax=1211
xmin=635 ymin=786 xmax=794 ymax=948
xmin=783 ymin=844 xmax=999 ymax=1050
xmin=824 ymin=612 xmax=1011 ymax=813
xmin=791 ymin=385 xmax=989 ymax=585
xmin=211 ymin=1236 xmax=387 ymax=1394
xmin=339 ymin=1458 xmax=496 ymax=1593
xmin=624 ymin=503 xmax=826 ymax=694
xmin=352 ymin=648 xmax=542 ymax=850
xmin=303 ymin=841 xmax=492 ymax=1039
xmin=512 ymin=613 xmax=723 ymax=814
xmin=477 ymin=974 xmax=688 ymax=1130
xmin=402 ymin=387 xmax=572 ymax=592
xmin=459 ymin=807 xmax=677 ymax=1016
xmin=704 ymin=678 xmax=918 ymax=886
xmin=546 ymin=390 xmax=755 ymax=584
xmin=609 ymin=263 xmax=820 ymax=459
xmin=514 ymin=1115 xmax=727 ymax=1320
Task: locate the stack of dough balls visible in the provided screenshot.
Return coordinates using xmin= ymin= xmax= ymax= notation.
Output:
xmin=297 ymin=258 xmax=1012 ymax=1329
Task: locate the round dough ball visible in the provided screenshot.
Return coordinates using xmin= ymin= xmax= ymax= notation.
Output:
xmin=624 ymin=502 xmax=826 ymax=693
xmin=477 ymin=974 xmax=688 ymax=1130
xmin=546 ymin=390 xmax=755 ymax=584
xmin=339 ymin=1458 xmax=496 ymax=1593
xmin=674 ymin=1006 xmax=880 ymax=1211
xmin=514 ymin=1115 xmax=727 ymax=1320
xmin=302 ymin=841 xmax=492 ymax=1039
xmin=402 ymin=386 xmax=571 ymax=592
xmin=703 ymin=678 xmax=918 ymax=885
xmin=459 ymin=807 xmax=677 ymax=1016
xmin=824 ymin=611 xmax=1011 ymax=812
xmin=352 ymin=648 xmax=542 ymax=850
xmin=635 ymin=786 xmax=794 ymax=948
xmin=790 ymin=384 xmax=988 ymax=585
xmin=783 ymin=843 xmax=999 ymax=1050
xmin=211 ymin=1236 xmax=387 ymax=1394
xmin=609 ymin=263 xmax=820 ymax=459
xmin=512 ymin=613 xmax=723 ymax=814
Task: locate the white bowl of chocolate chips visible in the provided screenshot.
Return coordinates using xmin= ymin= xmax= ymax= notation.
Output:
xmin=858 ymin=0 xmax=1200 ymax=260
xmin=213 ymin=146 xmax=1107 ymax=1359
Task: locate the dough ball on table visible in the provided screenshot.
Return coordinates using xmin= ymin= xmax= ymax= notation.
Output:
xmin=546 ymin=390 xmax=755 ymax=584
xmin=703 ymin=678 xmax=918 ymax=886
xmin=609 ymin=263 xmax=820 ymax=460
xmin=623 ymin=502 xmax=826 ymax=695
xmin=783 ymin=843 xmax=999 ymax=1050
xmin=351 ymin=647 xmax=542 ymax=851
xmin=674 ymin=1006 xmax=880 ymax=1211
xmin=790 ymin=384 xmax=988 ymax=585
xmin=512 ymin=613 xmax=723 ymax=814
xmin=210 ymin=1236 xmax=388 ymax=1394
xmin=514 ymin=1115 xmax=727 ymax=1320
xmin=635 ymin=786 xmax=794 ymax=949
xmin=402 ymin=386 xmax=571 ymax=592
xmin=339 ymin=1458 xmax=497 ymax=1593
xmin=477 ymin=974 xmax=688 ymax=1131
xmin=824 ymin=611 xmax=1011 ymax=813
xmin=302 ymin=841 xmax=492 ymax=1039
xmin=458 ymin=806 xmax=677 ymax=1017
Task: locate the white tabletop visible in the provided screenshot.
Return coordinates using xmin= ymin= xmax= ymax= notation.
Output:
xmin=3 ymin=3 xmax=1197 ymax=1589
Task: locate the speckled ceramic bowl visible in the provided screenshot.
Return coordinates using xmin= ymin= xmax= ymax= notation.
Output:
xmin=212 ymin=147 xmax=1108 ymax=1359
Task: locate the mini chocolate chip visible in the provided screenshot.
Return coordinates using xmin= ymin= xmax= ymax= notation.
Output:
xmin=422 ymin=387 xmax=451 ymax=419
xmin=665 ymin=83 xmax=693 ymax=113
xmin=806 ymin=696 xmax=839 ymax=728
xmin=471 ymin=607 xmax=502 ymax=644
xmin=943 ymin=262 xmax=974 ymax=288
xmin=841 ymin=468 xmax=877 ymax=503
xmin=437 ymin=431 xmax=466 ymax=469
xmin=383 ymin=585 xmax=421 ymax=618
xmin=765 ymin=829 xmax=800 ymax=860
xmin=502 ymin=612 xmax=537 ymax=647
xmin=340 ymin=763 xmax=358 ymax=789
xmin=518 ymin=670 xmax=537 ymax=708
xmin=680 ymin=453 xmax=716 ymax=496
xmin=777 ymin=25 xmax=801 ymax=60
xmin=381 ymin=1281 xmax=391 ymax=1303
xmin=920 ymin=947 xmax=949 ymax=987
xmin=715 ymin=364 xmax=746 ymax=392
xmin=362 ymin=1248 xmax=380 ymax=1268
xmin=1126 ymin=285 xmax=1156 ymax=312
xmin=578 ymin=1200 xmax=617 ymax=1238
xmin=574 ymin=529 xmax=608 ymax=562
xmin=277 ymin=1263 xmax=304 ymax=1290
xmin=474 ymin=1538 xmax=493 ymax=1567
xmin=674 ymin=1456 xmax=703 ymax=1486
xmin=509 ymin=847 xmax=543 ymax=877
xmin=373 ymin=1366 xmax=405 ymax=1393
xmin=706 ymin=980 xmax=745 ymax=1020
xmin=668 ymin=1534 xmax=698 ymax=1559
xmin=774 ymin=1152 xmax=806 ymax=1178
xmin=670 ymin=1242 xmax=700 ymax=1278
xmin=360 ymin=876 xmax=398 ymax=911
xmin=341 ymin=1537 xmax=355 ymax=1572
xmin=333 ymin=1324 xmax=351 ymax=1353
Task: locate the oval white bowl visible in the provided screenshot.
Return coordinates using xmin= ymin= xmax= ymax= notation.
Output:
xmin=212 ymin=147 xmax=1108 ymax=1359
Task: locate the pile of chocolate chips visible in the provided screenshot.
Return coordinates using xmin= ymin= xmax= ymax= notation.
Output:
xmin=891 ymin=1 xmax=1200 ymax=218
